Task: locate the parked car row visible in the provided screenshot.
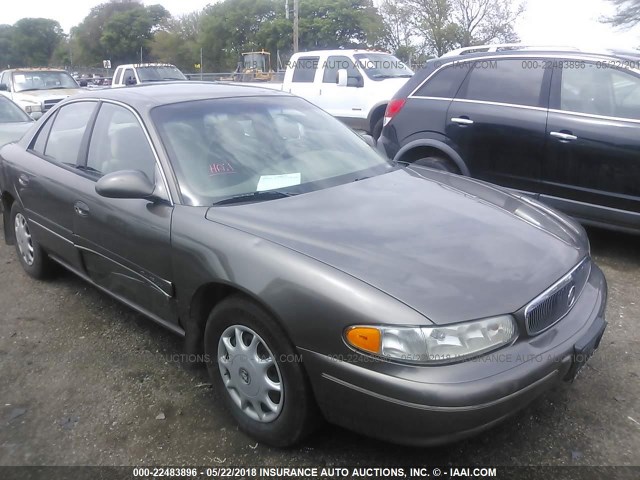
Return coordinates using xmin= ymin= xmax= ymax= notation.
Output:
xmin=0 ymin=75 xmax=608 ymax=447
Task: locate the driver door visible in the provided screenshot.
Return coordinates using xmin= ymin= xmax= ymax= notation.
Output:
xmin=71 ymin=101 xmax=178 ymax=325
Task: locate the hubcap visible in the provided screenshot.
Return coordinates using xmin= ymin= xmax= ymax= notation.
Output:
xmin=217 ymin=325 xmax=283 ymax=423
xmin=14 ymin=213 xmax=34 ymax=266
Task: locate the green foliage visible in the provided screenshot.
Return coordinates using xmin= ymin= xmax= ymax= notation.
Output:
xmin=8 ymin=18 xmax=64 ymax=67
xmin=0 ymin=25 xmax=17 ymax=69
xmin=73 ymin=1 xmax=169 ymax=66
xmin=197 ymin=0 xmax=384 ymax=72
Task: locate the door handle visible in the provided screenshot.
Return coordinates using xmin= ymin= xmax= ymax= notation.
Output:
xmin=550 ymin=131 xmax=578 ymax=142
xmin=74 ymin=201 xmax=90 ymax=217
xmin=18 ymin=174 xmax=29 ymax=187
xmin=451 ymin=117 xmax=474 ymax=125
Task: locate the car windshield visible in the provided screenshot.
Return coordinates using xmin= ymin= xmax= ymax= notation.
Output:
xmin=0 ymin=96 xmax=32 ymax=123
xmin=12 ymin=71 xmax=78 ymax=92
xmin=137 ymin=66 xmax=187 ymax=82
xmin=353 ymin=53 xmax=413 ymax=79
xmin=151 ymin=96 xmax=393 ymax=206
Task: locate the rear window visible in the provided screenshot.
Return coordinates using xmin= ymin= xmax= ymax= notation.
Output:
xmin=459 ymin=59 xmax=547 ymax=107
xmin=413 ymin=62 xmax=471 ymax=98
xmin=291 ymin=56 xmax=319 ymax=83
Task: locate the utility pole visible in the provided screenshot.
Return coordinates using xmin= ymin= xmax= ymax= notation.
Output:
xmin=293 ymin=0 xmax=299 ymax=53
xmin=200 ymin=47 xmax=203 ymax=81
xmin=140 ymin=46 xmax=143 ymax=63
xmin=285 ymin=0 xmax=289 ymax=20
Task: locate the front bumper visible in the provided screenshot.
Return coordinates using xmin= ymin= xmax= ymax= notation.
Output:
xmin=301 ymin=264 xmax=607 ymax=446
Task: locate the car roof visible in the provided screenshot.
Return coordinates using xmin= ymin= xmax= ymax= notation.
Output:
xmin=115 ymin=63 xmax=179 ymax=68
xmin=68 ymin=81 xmax=290 ymax=110
xmin=291 ymin=49 xmax=393 ymax=57
xmin=433 ymin=48 xmax=640 ymax=64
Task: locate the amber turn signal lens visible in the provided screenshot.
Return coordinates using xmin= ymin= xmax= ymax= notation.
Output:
xmin=345 ymin=327 xmax=381 ymax=354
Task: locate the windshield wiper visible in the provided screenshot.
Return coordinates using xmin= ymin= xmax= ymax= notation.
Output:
xmin=213 ymin=190 xmax=297 ymax=206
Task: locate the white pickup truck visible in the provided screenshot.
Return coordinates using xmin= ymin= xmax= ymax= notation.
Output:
xmin=111 ymin=63 xmax=187 ymax=88
xmin=252 ymin=50 xmax=414 ymax=138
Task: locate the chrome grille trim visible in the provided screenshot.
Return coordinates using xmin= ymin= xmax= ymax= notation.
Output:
xmin=43 ymin=99 xmax=62 ymax=111
xmin=524 ymin=257 xmax=592 ymax=336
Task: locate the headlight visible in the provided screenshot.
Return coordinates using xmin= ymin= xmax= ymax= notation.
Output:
xmin=345 ymin=315 xmax=517 ymax=365
xmin=24 ymin=104 xmax=42 ymax=114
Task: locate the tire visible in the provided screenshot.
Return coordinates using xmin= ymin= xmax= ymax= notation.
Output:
xmin=414 ymin=156 xmax=459 ymax=173
xmin=371 ymin=117 xmax=384 ymax=141
xmin=10 ymin=202 xmax=55 ymax=279
xmin=204 ymin=295 xmax=318 ymax=447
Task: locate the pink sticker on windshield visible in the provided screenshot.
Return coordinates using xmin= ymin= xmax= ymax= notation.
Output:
xmin=209 ymin=162 xmax=235 ymax=175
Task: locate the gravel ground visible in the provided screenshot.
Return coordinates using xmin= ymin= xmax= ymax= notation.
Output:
xmin=0 ymin=224 xmax=638 ymax=467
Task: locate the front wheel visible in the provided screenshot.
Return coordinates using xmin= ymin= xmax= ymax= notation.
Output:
xmin=10 ymin=202 xmax=55 ymax=279
xmin=204 ymin=296 xmax=318 ymax=446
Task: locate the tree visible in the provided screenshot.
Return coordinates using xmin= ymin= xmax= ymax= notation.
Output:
xmin=380 ymin=0 xmax=417 ymax=60
xmin=150 ymin=14 xmax=204 ymax=71
xmin=73 ymin=1 xmax=169 ymax=66
xmin=452 ymin=0 xmax=524 ymax=47
xmin=406 ymin=0 xmax=460 ymax=57
xmin=11 ymin=18 xmax=65 ymax=66
xmin=0 ymin=25 xmax=17 ymax=69
xmin=197 ymin=0 xmax=385 ymax=72
xmin=603 ymin=0 xmax=640 ymax=27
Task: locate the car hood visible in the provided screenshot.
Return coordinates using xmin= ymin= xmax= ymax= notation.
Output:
xmin=0 ymin=122 xmax=32 ymax=147
xmin=205 ymin=168 xmax=587 ymax=325
xmin=13 ymin=89 xmax=82 ymax=101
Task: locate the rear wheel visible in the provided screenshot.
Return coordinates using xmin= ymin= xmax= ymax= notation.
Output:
xmin=10 ymin=202 xmax=55 ymax=279
xmin=413 ymin=156 xmax=459 ymax=173
xmin=204 ymin=296 xmax=318 ymax=446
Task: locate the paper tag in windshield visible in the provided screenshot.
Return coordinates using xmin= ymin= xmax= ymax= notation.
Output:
xmin=257 ymin=173 xmax=301 ymax=192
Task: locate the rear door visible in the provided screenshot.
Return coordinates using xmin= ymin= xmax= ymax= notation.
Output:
xmin=446 ymin=58 xmax=551 ymax=193
xmin=13 ymin=101 xmax=97 ymax=268
xmin=285 ymin=55 xmax=321 ymax=105
xmin=71 ymin=101 xmax=178 ymax=324
xmin=542 ymin=60 xmax=640 ymax=227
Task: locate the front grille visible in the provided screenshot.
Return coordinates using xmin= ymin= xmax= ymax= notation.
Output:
xmin=43 ymin=99 xmax=62 ymax=111
xmin=525 ymin=258 xmax=591 ymax=335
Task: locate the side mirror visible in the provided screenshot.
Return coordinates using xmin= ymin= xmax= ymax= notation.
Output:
xmin=95 ymin=170 xmax=155 ymax=199
xmin=79 ymin=80 xmax=88 ymax=87
xmin=0 ymin=83 xmax=8 ymax=91
xmin=337 ymin=69 xmax=348 ymax=87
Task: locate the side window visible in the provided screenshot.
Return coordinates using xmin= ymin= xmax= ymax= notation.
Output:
xmin=44 ymin=102 xmax=96 ymax=165
xmin=0 ymin=71 xmax=7 ymax=87
xmin=114 ymin=68 xmax=123 ymax=85
xmin=86 ymin=102 xmax=156 ymax=181
xmin=460 ymin=59 xmax=546 ymax=107
xmin=123 ymin=68 xmax=135 ymax=85
xmin=560 ymin=63 xmax=640 ymax=120
xmin=323 ymin=56 xmax=359 ymax=83
xmin=414 ymin=63 xmax=471 ymax=98
xmin=292 ymin=56 xmax=319 ymax=83
xmin=30 ymin=115 xmax=55 ymax=155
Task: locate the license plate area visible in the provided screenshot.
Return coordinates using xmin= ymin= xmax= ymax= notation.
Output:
xmin=564 ymin=317 xmax=607 ymax=381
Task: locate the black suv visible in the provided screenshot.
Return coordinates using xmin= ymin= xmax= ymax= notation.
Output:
xmin=379 ymin=47 xmax=640 ymax=234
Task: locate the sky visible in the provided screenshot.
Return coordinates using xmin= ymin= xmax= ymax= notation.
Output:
xmin=1 ymin=0 xmax=639 ymax=49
